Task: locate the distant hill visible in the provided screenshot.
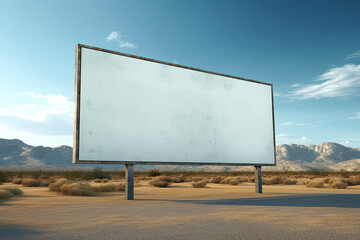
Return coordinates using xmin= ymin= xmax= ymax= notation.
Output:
xmin=0 ymin=138 xmax=360 ymax=171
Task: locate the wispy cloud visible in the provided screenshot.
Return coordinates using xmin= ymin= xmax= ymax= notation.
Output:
xmin=0 ymin=92 xmax=73 ymax=122
xmin=106 ymin=31 xmax=137 ymax=49
xmin=289 ymin=64 xmax=360 ymax=100
xmin=280 ymin=122 xmax=312 ymax=126
xmin=106 ymin=31 xmax=119 ymax=41
xmin=347 ymin=50 xmax=360 ymax=59
xmin=276 ymin=133 xmax=310 ymax=144
xmin=349 ymin=112 xmax=360 ymax=120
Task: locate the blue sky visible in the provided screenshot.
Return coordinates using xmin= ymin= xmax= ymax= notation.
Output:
xmin=0 ymin=0 xmax=359 ymax=147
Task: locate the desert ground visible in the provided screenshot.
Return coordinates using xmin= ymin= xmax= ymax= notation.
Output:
xmin=1 ymin=178 xmax=360 ymax=240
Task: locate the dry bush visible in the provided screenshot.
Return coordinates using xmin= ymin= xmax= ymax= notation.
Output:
xmin=330 ymin=181 xmax=348 ymax=189
xmin=281 ymin=178 xmax=297 ymax=185
xmin=171 ymin=175 xmax=185 ymax=183
xmin=12 ymin=178 xmax=22 ymax=185
xmin=49 ymin=178 xmax=68 ymax=192
xmin=114 ymin=183 xmax=125 ymax=191
xmin=262 ymin=178 xmax=272 ymax=185
xmin=323 ymin=177 xmax=333 ymax=184
xmin=269 ymin=176 xmax=285 ymax=184
xmin=60 ymin=183 xmax=95 ymax=196
xmin=22 ymin=178 xmax=41 ymax=187
xmin=94 ymin=179 xmax=102 ymax=183
xmin=40 ymin=180 xmax=54 ymax=187
xmin=149 ymin=177 xmax=169 ymax=187
xmin=229 ymin=179 xmax=239 ymax=185
xmin=185 ymin=176 xmax=204 ymax=182
xmin=345 ymin=176 xmax=360 ymax=186
xmin=0 ymin=189 xmax=13 ymax=199
xmin=248 ymin=177 xmax=255 ymax=183
xmin=102 ymin=179 xmax=109 ymax=183
xmin=192 ymin=180 xmax=207 ymax=188
xmin=91 ymin=183 xmax=115 ymax=192
xmin=209 ymin=176 xmax=222 ymax=183
xmin=306 ymin=180 xmax=324 ymax=188
xmin=1 ymin=187 xmax=23 ymax=195
xmin=220 ymin=177 xmax=233 ymax=184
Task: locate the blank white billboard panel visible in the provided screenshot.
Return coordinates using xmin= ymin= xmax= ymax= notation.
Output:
xmin=73 ymin=45 xmax=275 ymax=165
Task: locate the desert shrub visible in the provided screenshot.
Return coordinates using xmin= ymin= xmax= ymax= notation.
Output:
xmin=269 ymin=176 xmax=284 ymax=184
xmin=60 ymin=183 xmax=95 ymax=196
xmin=209 ymin=176 xmax=222 ymax=183
xmin=192 ymin=180 xmax=207 ymax=188
xmin=12 ymin=178 xmax=22 ymax=185
xmin=0 ymin=189 xmax=13 ymax=199
xmin=229 ymin=179 xmax=239 ymax=185
xmin=149 ymin=177 xmax=169 ymax=187
xmin=149 ymin=169 xmax=161 ymax=177
xmin=94 ymin=179 xmax=102 ymax=183
xmin=157 ymin=176 xmax=172 ymax=182
xmin=171 ymin=175 xmax=185 ymax=183
xmin=22 ymin=178 xmax=41 ymax=187
xmin=345 ymin=176 xmax=360 ymax=186
xmin=220 ymin=177 xmax=233 ymax=184
xmin=330 ymin=181 xmax=348 ymax=189
xmin=281 ymin=178 xmax=297 ymax=185
xmin=1 ymin=187 xmax=23 ymax=195
xmin=248 ymin=177 xmax=255 ymax=183
xmin=40 ymin=180 xmax=54 ymax=187
xmin=306 ymin=180 xmax=324 ymax=188
xmin=92 ymin=168 xmax=110 ymax=179
xmin=49 ymin=178 xmax=68 ymax=192
xmin=323 ymin=177 xmax=333 ymax=184
xmin=114 ymin=183 xmax=125 ymax=191
xmin=102 ymin=179 xmax=109 ymax=183
xmin=91 ymin=183 xmax=115 ymax=192
xmin=262 ymin=178 xmax=272 ymax=185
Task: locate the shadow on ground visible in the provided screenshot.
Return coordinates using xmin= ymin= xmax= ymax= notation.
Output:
xmin=0 ymin=224 xmax=44 ymax=239
xmin=144 ymin=194 xmax=360 ymax=208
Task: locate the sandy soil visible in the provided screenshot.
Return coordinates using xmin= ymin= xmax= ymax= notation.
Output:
xmin=1 ymin=182 xmax=360 ymax=239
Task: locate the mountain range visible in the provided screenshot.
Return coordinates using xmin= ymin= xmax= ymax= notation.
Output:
xmin=1 ymin=138 xmax=360 ymax=171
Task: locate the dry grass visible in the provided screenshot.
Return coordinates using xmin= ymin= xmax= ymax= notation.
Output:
xmin=281 ymin=178 xmax=297 ymax=185
xmin=0 ymin=189 xmax=13 ymax=200
xmin=91 ymin=183 xmax=115 ymax=192
xmin=306 ymin=180 xmax=324 ymax=188
xmin=94 ymin=179 xmax=102 ymax=183
xmin=149 ymin=177 xmax=170 ymax=187
xmin=191 ymin=180 xmax=207 ymax=188
xmin=11 ymin=178 xmax=22 ymax=185
xmin=330 ymin=181 xmax=348 ymax=189
xmin=60 ymin=183 xmax=95 ymax=196
xmin=22 ymin=178 xmax=41 ymax=187
xmin=102 ymin=179 xmax=109 ymax=183
xmin=345 ymin=176 xmax=360 ymax=186
xmin=1 ymin=187 xmax=23 ymax=195
xmin=209 ymin=176 xmax=222 ymax=183
xmin=170 ymin=175 xmax=185 ymax=183
xmin=49 ymin=178 xmax=68 ymax=192
xmin=229 ymin=179 xmax=240 ymax=185
xmin=113 ymin=183 xmax=125 ymax=191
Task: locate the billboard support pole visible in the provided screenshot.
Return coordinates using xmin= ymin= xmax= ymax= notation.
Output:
xmin=125 ymin=164 xmax=134 ymax=200
xmin=255 ymin=166 xmax=262 ymax=193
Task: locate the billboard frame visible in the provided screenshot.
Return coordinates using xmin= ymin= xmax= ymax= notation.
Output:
xmin=73 ymin=44 xmax=276 ymax=167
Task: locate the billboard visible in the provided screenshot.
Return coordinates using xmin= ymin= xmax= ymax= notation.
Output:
xmin=73 ymin=44 xmax=275 ymax=166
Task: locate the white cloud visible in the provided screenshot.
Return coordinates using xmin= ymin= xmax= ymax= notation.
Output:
xmin=107 ymin=31 xmax=119 ymax=41
xmin=106 ymin=31 xmax=137 ymax=48
xmin=276 ymin=133 xmax=310 ymax=144
xmin=0 ymin=92 xmax=73 ymax=122
xmin=119 ymin=41 xmax=136 ymax=48
xmin=347 ymin=50 xmax=360 ymax=59
xmin=349 ymin=112 xmax=360 ymax=120
xmin=289 ymin=64 xmax=360 ymax=100
xmin=280 ymin=122 xmax=312 ymax=127
xmin=290 ymin=83 xmax=301 ymax=88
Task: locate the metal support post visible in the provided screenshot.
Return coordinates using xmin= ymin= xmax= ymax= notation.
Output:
xmin=255 ymin=165 xmax=262 ymax=193
xmin=125 ymin=164 xmax=134 ymax=200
